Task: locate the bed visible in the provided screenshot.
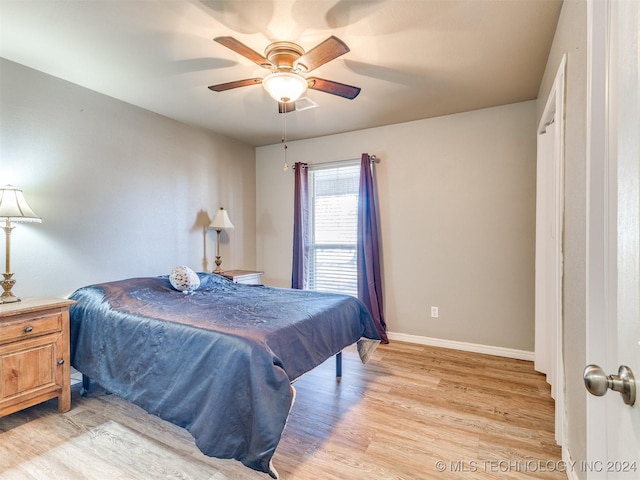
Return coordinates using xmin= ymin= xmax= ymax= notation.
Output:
xmin=68 ymin=272 xmax=381 ymax=478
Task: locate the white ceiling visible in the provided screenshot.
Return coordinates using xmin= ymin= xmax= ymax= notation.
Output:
xmin=0 ymin=0 xmax=562 ymax=147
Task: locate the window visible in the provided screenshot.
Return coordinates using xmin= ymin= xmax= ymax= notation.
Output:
xmin=307 ymin=162 xmax=360 ymax=296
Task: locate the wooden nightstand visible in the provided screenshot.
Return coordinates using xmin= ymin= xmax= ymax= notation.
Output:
xmin=220 ymin=270 xmax=264 ymax=285
xmin=0 ymin=297 xmax=75 ymax=417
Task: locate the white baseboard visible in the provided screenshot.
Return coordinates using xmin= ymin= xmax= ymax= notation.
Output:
xmin=387 ymin=331 xmax=534 ymax=361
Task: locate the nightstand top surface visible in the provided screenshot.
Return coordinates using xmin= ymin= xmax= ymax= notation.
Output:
xmin=0 ymin=297 xmax=76 ymax=317
xmin=221 ymin=270 xmax=264 ymax=277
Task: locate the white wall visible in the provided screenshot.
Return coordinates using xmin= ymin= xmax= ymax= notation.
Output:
xmin=537 ymin=0 xmax=588 ymax=473
xmin=256 ymin=101 xmax=537 ymax=352
xmin=0 ymin=59 xmax=256 ymax=298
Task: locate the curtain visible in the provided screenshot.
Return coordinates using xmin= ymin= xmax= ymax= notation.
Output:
xmin=291 ymin=162 xmax=308 ymax=289
xmin=357 ymin=153 xmax=388 ymax=343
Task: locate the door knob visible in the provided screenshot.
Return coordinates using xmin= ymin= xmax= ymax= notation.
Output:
xmin=583 ymin=364 xmax=636 ymax=406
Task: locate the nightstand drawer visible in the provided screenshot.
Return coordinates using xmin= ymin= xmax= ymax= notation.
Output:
xmin=0 ymin=312 xmax=62 ymax=345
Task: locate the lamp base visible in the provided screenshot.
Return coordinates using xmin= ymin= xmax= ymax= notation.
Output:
xmin=213 ymin=256 xmax=224 ymax=275
xmin=1 ymin=272 xmax=20 ymax=303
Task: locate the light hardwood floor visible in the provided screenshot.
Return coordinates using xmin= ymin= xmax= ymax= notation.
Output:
xmin=0 ymin=341 xmax=565 ymax=479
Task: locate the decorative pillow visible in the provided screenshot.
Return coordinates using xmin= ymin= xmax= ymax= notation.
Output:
xmin=169 ymin=265 xmax=200 ymax=293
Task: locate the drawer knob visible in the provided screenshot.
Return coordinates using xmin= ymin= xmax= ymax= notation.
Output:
xmin=57 ymin=359 xmax=65 ymax=365
xmin=24 ymin=326 xmax=33 ymax=333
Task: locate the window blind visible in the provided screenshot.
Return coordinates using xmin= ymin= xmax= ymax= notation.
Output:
xmin=307 ymin=164 xmax=360 ymax=296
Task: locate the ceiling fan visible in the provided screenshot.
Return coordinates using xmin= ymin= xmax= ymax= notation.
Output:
xmin=208 ymin=36 xmax=361 ymax=113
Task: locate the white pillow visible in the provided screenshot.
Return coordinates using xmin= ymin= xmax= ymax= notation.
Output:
xmin=169 ymin=265 xmax=200 ymax=293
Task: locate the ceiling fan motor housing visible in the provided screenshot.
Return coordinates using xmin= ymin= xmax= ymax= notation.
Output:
xmin=265 ymin=41 xmax=305 ymax=72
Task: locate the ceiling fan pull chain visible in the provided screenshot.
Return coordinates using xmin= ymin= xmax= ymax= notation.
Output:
xmin=282 ymin=111 xmax=289 ymax=172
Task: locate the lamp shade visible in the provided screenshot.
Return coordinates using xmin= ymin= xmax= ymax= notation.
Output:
xmin=209 ymin=207 xmax=234 ymax=230
xmin=262 ymin=72 xmax=308 ymax=103
xmin=0 ymin=185 xmax=41 ymax=223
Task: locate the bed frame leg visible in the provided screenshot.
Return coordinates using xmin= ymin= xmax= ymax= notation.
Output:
xmin=336 ymin=352 xmax=342 ymax=381
xmin=81 ymin=374 xmax=91 ymax=396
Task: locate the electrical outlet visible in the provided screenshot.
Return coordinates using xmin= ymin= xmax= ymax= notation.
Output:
xmin=431 ymin=306 xmax=439 ymax=318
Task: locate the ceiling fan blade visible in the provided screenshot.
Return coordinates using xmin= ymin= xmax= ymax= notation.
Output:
xmin=214 ymin=36 xmax=273 ymax=68
xmin=278 ymin=101 xmax=296 ymax=114
xmin=208 ymin=78 xmax=262 ymax=92
xmin=294 ymin=36 xmax=349 ymax=72
xmin=307 ymin=77 xmax=361 ymax=99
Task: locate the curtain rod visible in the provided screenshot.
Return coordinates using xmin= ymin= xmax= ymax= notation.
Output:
xmin=293 ymin=155 xmax=380 ymax=170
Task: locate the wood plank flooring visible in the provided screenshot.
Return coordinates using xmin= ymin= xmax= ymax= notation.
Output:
xmin=0 ymin=341 xmax=565 ymax=479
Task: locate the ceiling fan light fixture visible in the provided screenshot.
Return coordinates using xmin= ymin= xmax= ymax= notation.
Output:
xmin=262 ymin=72 xmax=308 ymax=103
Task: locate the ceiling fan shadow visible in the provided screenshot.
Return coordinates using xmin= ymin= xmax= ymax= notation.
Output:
xmin=317 ymin=0 xmax=458 ymax=35
xmin=165 ymin=57 xmax=237 ymax=75
xmin=288 ymin=0 xmax=383 ymax=30
xmin=195 ymin=0 xmax=275 ymax=34
xmin=325 ymin=0 xmax=387 ymax=28
xmin=343 ymin=59 xmax=426 ymax=87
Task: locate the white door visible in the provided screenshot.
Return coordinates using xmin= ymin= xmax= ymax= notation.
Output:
xmin=585 ymin=0 xmax=640 ymax=476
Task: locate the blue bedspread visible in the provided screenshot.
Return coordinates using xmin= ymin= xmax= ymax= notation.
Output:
xmin=69 ymin=273 xmax=380 ymax=477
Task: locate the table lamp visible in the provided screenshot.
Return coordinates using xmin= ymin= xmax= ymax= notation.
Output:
xmin=209 ymin=207 xmax=234 ymax=274
xmin=0 ymin=185 xmax=42 ymax=303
